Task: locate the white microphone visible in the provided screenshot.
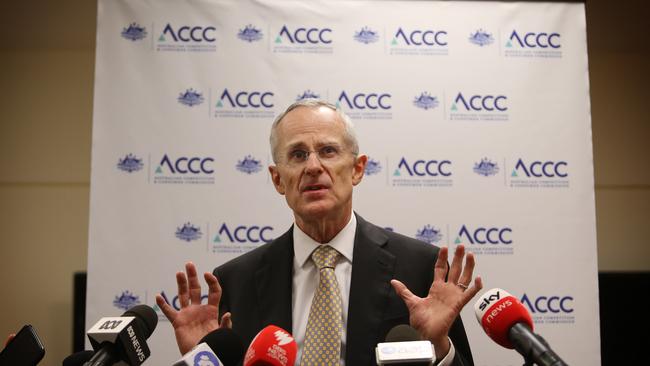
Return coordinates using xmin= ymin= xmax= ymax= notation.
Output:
xmin=173 ymin=343 xmax=223 ymax=366
xmin=173 ymin=328 xmax=245 ymax=366
xmin=375 ymin=325 xmax=434 ymax=365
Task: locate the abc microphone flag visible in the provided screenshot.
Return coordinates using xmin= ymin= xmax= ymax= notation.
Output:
xmin=85 ymin=304 xmax=158 ymax=366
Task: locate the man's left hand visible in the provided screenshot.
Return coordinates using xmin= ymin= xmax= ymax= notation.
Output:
xmin=391 ymin=244 xmax=482 ymax=359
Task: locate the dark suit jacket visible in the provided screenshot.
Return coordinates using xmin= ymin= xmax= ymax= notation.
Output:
xmin=214 ymin=214 xmax=473 ymax=365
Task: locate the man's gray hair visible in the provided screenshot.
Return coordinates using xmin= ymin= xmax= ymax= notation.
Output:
xmin=269 ymin=99 xmax=359 ymax=163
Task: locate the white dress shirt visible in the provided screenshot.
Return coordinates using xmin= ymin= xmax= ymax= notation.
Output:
xmin=291 ymin=214 xmax=455 ymax=365
xmin=292 ymin=214 xmax=356 ymax=365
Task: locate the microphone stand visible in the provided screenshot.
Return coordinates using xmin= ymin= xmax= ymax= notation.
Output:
xmin=509 ymin=323 xmax=568 ymax=366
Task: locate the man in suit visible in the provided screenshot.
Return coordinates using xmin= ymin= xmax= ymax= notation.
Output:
xmin=157 ymin=100 xmax=482 ymax=365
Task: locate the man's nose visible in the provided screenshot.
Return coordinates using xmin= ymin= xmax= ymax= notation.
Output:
xmin=304 ymin=152 xmax=324 ymax=175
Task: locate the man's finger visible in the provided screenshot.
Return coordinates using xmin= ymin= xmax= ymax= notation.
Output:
xmin=156 ymin=294 xmax=177 ymax=323
xmin=391 ymin=279 xmax=419 ymax=307
xmin=462 ymin=276 xmax=483 ymax=303
xmin=176 ymin=271 xmax=190 ymax=308
xmin=186 ymin=262 xmax=202 ymax=305
xmin=205 ymin=272 xmax=223 ymax=307
xmin=457 ymin=251 xmax=476 ymax=287
xmin=433 ymin=246 xmax=449 ymax=284
xmin=447 ymin=245 xmax=465 ymax=284
xmin=220 ymin=312 xmax=232 ymax=329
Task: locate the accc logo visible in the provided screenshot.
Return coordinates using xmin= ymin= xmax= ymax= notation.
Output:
xmin=457 ymin=225 xmax=512 ymax=245
xmin=218 ymin=223 xmax=273 ymax=243
xmin=454 ymin=93 xmax=507 ymax=112
xmin=397 ymin=157 xmax=452 ymax=177
xmin=219 ymin=89 xmax=274 ymax=108
xmin=278 ymin=25 xmax=332 ymax=44
xmin=161 ymin=24 xmax=216 ymax=42
xmin=394 ymin=27 xmax=447 ymax=46
xmin=509 ymin=30 xmax=560 ymax=49
xmin=514 ymin=159 xmax=568 ymax=178
xmin=159 ymin=155 xmax=214 ymax=174
xmin=521 ymin=294 xmax=574 ymax=313
xmin=338 ymin=91 xmax=391 ymax=110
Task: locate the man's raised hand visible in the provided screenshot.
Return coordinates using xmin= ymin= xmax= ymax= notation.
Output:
xmin=391 ymin=245 xmax=482 ymax=359
xmin=155 ymin=262 xmax=231 ymax=354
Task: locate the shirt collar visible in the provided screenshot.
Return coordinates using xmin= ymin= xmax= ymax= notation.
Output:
xmin=293 ymin=214 xmax=356 ymax=268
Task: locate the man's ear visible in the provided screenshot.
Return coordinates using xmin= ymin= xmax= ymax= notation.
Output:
xmin=352 ymin=154 xmax=368 ymax=186
xmin=269 ymin=165 xmax=286 ymax=195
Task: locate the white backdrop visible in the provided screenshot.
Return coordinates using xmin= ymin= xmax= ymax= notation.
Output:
xmin=87 ymin=0 xmax=600 ymax=364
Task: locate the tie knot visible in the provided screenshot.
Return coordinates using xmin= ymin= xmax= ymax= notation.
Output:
xmin=311 ymin=245 xmax=340 ymax=270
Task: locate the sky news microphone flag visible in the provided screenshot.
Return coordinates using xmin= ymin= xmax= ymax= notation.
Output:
xmin=87 ymin=0 xmax=599 ymax=364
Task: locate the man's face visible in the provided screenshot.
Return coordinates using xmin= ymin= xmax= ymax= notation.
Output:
xmin=269 ymin=106 xmax=367 ymax=223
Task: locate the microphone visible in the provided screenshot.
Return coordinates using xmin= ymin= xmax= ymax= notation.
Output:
xmin=385 ymin=324 xmax=421 ymax=342
xmin=173 ymin=328 xmax=245 ymax=366
xmin=62 ymin=351 xmax=93 ymax=366
xmin=474 ymin=288 xmax=568 ymax=366
xmin=243 ymin=325 xmax=297 ymax=366
xmin=84 ymin=304 xmax=158 ymax=366
xmin=375 ymin=325 xmax=434 ymax=366
xmin=172 ymin=343 xmax=222 ymax=366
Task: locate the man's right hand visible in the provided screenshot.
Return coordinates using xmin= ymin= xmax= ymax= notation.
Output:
xmin=155 ymin=262 xmax=232 ymax=355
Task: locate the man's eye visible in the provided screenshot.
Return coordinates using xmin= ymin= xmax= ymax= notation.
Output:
xmin=290 ymin=150 xmax=308 ymax=160
xmin=321 ymin=146 xmax=338 ymax=156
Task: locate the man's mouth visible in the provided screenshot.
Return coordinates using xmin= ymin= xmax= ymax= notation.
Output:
xmin=302 ymin=184 xmax=327 ymax=192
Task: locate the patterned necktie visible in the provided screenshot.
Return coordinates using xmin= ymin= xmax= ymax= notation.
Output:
xmin=300 ymin=245 xmax=342 ymax=366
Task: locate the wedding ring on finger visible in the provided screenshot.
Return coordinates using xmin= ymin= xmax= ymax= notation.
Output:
xmin=457 ymin=282 xmax=469 ymax=291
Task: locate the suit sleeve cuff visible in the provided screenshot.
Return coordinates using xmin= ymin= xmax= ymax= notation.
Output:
xmin=434 ymin=337 xmax=455 ymax=366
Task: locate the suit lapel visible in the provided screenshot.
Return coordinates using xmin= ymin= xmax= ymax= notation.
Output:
xmin=346 ymin=215 xmax=396 ymax=366
xmin=254 ymin=226 xmax=294 ymax=333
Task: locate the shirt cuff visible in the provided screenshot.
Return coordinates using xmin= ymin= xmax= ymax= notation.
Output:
xmin=434 ymin=337 xmax=455 ymax=366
